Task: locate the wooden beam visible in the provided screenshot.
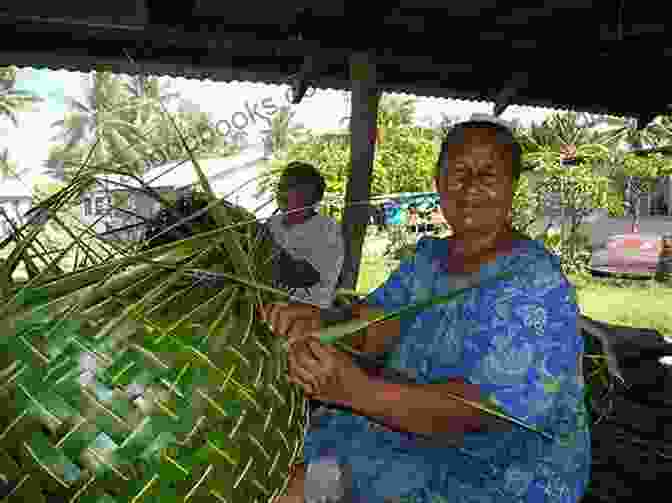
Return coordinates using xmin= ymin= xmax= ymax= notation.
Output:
xmin=340 ymin=52 xmax=380 ymax=292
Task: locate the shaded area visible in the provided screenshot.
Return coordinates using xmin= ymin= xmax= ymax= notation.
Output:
xmin=581 ymin=318 xmax=672 ymax=502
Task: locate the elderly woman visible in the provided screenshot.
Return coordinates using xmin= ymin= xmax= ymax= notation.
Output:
xmin=264 ymin=120 xmax=591 ymax=503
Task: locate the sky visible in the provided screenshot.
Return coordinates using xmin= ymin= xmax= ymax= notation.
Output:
xmin=1 ymin=67 xmax=568 ymax=189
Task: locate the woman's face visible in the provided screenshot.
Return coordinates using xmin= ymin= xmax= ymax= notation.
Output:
xmin=434 ymin=128 xmax=515 ymax=237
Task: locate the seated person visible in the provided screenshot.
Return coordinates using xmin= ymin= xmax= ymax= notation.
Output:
xmin=265 ymin=120 xmax=591 ymax=503
xmin=264 ymin=161 xmax=345 ymax=309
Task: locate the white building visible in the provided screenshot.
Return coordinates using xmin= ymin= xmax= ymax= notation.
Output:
xmin=79 ymin=143 xmax=277 ymax=241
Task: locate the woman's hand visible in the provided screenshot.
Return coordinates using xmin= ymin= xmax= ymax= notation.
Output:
xmin=259 ymin=302 xmax=322 ymax=340
xmin=259 ymin=302 xmax=368 ymax=406
xmin=288 ymin=338 xmax=368 ymax=408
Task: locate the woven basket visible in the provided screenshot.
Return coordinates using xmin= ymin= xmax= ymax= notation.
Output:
xmin=0 ymin=193 xmax=306 ymax=503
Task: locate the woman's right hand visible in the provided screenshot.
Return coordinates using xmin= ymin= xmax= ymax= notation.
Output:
xmin=259 ymin=302 xmax=322 ymax=341
xmin=259 ymin=302 xmax=326 ymax=396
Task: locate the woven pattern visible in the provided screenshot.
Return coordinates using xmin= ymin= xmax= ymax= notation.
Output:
xmin=0 ymin=203 xmax=307 ymax=502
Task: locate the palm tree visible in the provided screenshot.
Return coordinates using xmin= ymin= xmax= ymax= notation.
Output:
xmin=335 ymin=95 xmax=417 ymax=145
xmin=135 ymin=96 xmax=233 ymax=165
xmin=49 ymin=72 xmax=153 ymax=175
xmin=0 ymin=147 xmax=16 ymax=179
xmin=119 ymin=75 xmax=186 ymax=165
xmin=0 ymin=66 xmax=42 ymax=127
xmin=260 ymin=106 xmax=305 ymax=158
xmin=594 ymin=115 xmax=668 ymax=152
xmin=0 ymin=148 xmax=31 ymax=190
xmin=44 ymin=143 xmax=92 ymax=182
xmin=518 ymin=112 xmax=613 ymax=187
xmin=517 ymin=112 xmax=614 ymax=259
xmin=654 ymin=115 xmax=672 ymax=147
xmin=594 ymin=114 xmax=672 ymax=226
xmin=518 ymin=112 xmax=606 ymax=158
xmin=377 ymin=96 xmax=416 ymax=129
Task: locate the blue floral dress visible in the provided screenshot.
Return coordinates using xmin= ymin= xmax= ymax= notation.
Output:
xmin=302 ymin=236 xmax=591 ymax=503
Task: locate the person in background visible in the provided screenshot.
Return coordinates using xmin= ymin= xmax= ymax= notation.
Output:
xmin=266 ymin=119 xmax=590 ymax=503
xmin=265 ymin=161 xmax=345 ymax=309
xmin=262 ymin=161 xmax=347 ymax=454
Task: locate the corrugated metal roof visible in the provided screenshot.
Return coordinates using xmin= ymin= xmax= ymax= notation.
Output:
xmin=7 ymin=45 xmax=646 ymax=120
xmin=8 ymin=59 xmax=579 ymax=118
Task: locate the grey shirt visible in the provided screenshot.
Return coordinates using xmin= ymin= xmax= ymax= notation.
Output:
xmin=267 ymin=213 xmax=345 ymax=308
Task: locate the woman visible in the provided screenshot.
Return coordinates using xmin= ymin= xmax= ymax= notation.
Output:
xmin=263 ymin=120 xmax=591 ymax=503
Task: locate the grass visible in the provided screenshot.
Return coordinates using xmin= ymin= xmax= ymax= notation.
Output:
xmin=357 ymin=236 xmax=672 ymax=340
xmin=357 ymin=256 xmax=399 ymax=295
xmin=568 ymin=273 xmax=672 ymax=339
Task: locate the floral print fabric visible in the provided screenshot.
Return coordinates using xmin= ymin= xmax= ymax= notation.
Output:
xmin=302 ymin=237 xmax=591 ymax=503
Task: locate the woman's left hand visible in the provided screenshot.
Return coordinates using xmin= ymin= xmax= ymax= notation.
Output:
xmin=287 ymin=338 xmax=368 ymax=408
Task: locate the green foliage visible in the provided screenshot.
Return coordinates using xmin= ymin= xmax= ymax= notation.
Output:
xmin=48 ymin=73 xmax=234 ymax=180
xmin=517 ymin=112 xmax=604 ymax=156
xmin=524 ymin=143 xmax=611 ymax=274
xmin=605 ymin=189 xmax=626 ymax=217
xmin=145 ymin=101 xmax=236 ymax=164
xmin=260 ymin=106 xmax=306 ymax=159
xmin=0 ymin=147 xmax=19 ymax=179
xmin=622 ymin=152 xmax=672 ymax=179
xmin=594 ymin=115 xmax=669 ymax=151
xmin=258 ymin=95 xmax=440 ymax=217
xmin=33 ymin=180 xmax=68 ymax=200
xmin=511 ymin=174 xmax=539 ymax=236
xmin=0 ymin=65 xmax=42 ymax=127
xmin=111 ymin=191 xmax=130 ymax=210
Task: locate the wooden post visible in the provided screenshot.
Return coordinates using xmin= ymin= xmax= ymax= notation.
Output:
xmin=339 ymin=52 xmax=380 ymax=292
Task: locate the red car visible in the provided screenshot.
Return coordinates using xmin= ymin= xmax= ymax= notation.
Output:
xmin=590 ymin=233 xmax=665 ymax=277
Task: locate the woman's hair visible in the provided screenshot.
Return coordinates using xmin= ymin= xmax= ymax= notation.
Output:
xmin=279 ymin=161 xmax=326 ymax=205
xmin=436 ymin=121 xmax=523 ymax=184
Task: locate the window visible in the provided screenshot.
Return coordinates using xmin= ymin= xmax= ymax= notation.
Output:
xmin=83 ymin=198 xmax=92 ymax=217
xmin=95 ymin=197 xmax=107 ymax=215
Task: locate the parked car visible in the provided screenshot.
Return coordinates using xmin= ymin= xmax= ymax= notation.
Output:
xmin=590 ymin=233 xmax=666 ymax=277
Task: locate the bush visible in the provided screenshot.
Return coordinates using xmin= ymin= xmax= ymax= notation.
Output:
xmin=511 ymin=174 xmax=539 ymax=236
xmin=605 ymin=190 xmax=626 ymax=217
xmin=540 ymin=227 xmax=593 ymax=276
